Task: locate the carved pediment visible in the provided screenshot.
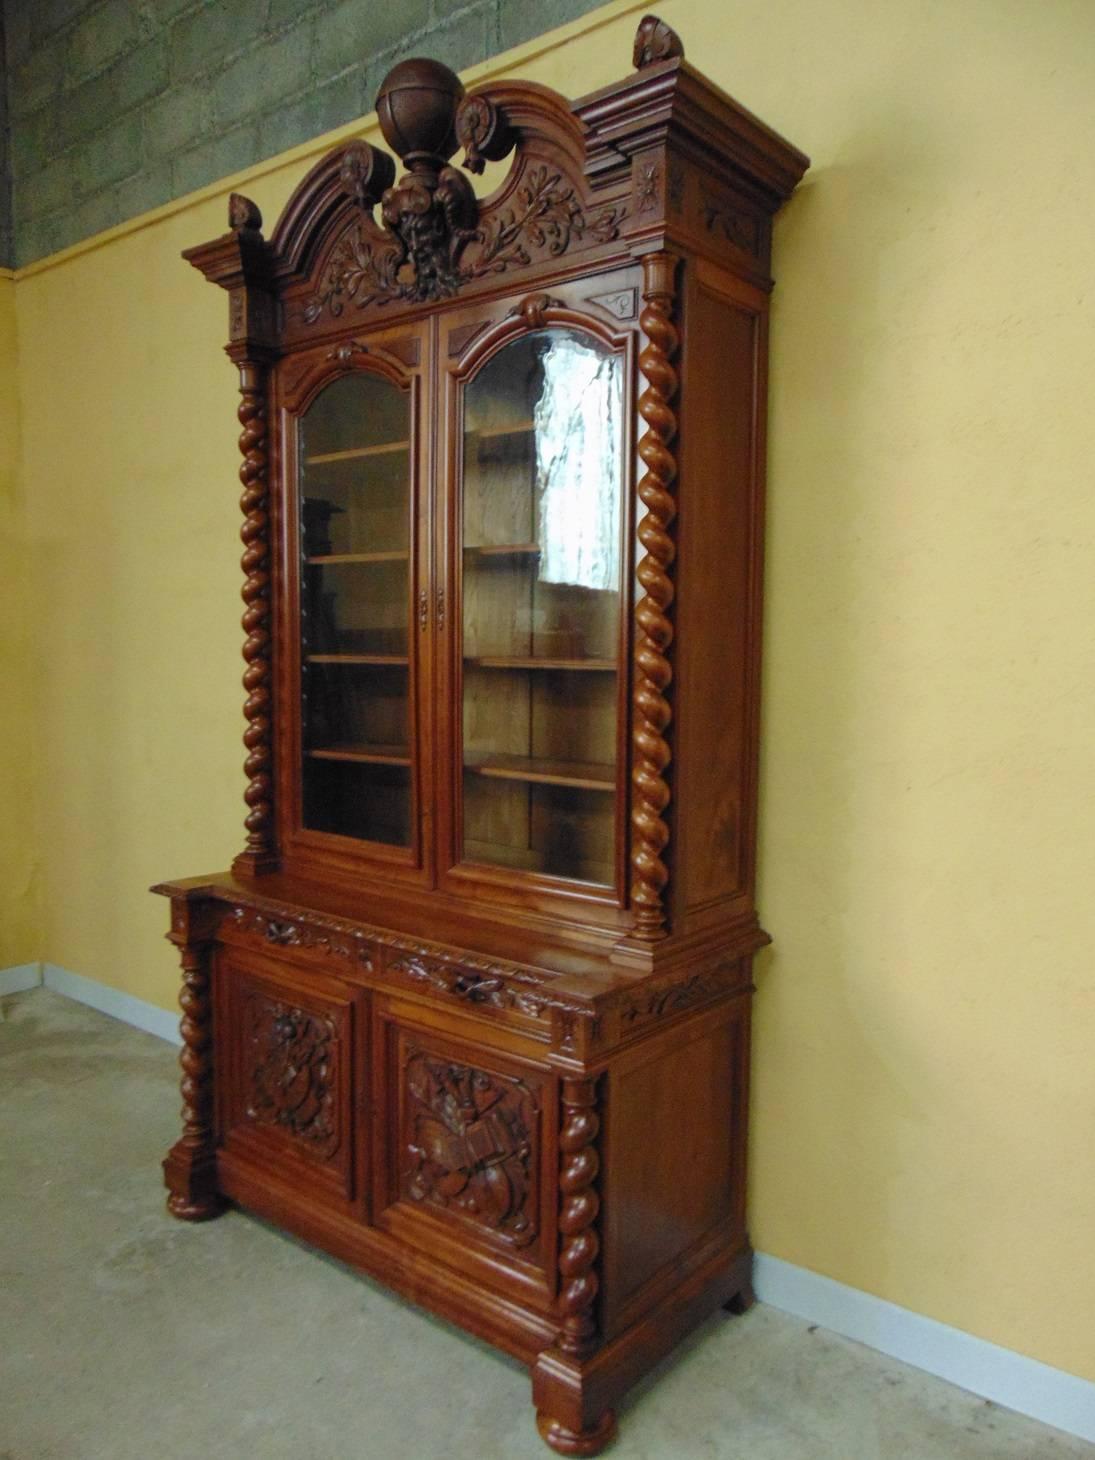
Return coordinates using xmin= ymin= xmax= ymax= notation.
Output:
xmin=300 ymin=160 xmax=626 ymax=322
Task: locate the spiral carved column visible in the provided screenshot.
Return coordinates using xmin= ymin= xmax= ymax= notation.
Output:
xmin=556 ymin=1077 xmax=603 ymax=1358
xmin=630 ymin=251 xmax=681 ymax=940
xmin=234 ymin=358 xmax=277 ymax=874
xmin=163 ymin=939 xmax=225 ymax=1221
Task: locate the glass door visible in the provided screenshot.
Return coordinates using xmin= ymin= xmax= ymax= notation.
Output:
xmin=454 ymin=323 xmax=628 ymax=890
xmin=296 ymin=369 xmax=418 ymax=851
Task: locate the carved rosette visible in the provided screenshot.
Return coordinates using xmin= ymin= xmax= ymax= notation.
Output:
xmin=631 ymin=252 xmax=681 ymax=939
xmin=403 ymin=1054 xmax=539 ymax=1246
xmin=165 ymin=940 xmax=224 ymax=1220
xmin=556 ymin=1077 xmax=602 ymax=1357
xmin=235 ymin=358 xmax=276 ymax=871
xmin=245 ymin=996 xmax=340 ymax=1158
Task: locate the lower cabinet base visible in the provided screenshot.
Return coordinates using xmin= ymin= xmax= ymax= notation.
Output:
xmin=167 ymin=1146 xmax=752 ymax=1456
xmin=155 ymin=886 xmax=761 ymax=1454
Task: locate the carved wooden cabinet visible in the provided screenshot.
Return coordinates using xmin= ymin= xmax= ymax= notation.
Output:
xmin=156 ymin=17 xmax=806 ymax=1454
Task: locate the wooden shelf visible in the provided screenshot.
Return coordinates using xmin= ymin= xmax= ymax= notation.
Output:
xmin=464 ymin=542 xmax=541 ymax=558
xmin=308 ymin=743 xmax=410 ymax=766
xmin=305 ymin=551 xmax=409 ymax=565
xmin=306 ymin=653 xmax=409 ymax=666
xmin=305 ymin=441 xmax=409 ymax=464
xmin=467 ymin=420 xmax=534 ymax=441
xmin=465 ymin=753 xmax=615 ymax=792
xmin=465 ymin=656 xmax=616 ymax=672
xmin=463 ymin=838 xmax=612 ymax=886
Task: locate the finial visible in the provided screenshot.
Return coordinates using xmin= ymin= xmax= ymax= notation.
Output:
xmin=228 ymin=193 xmax=263 ymax=232
xmin=375 ymin=58 xmax=465 ymax=176
xmin=632 ymin=15 xmax=685 ymax=69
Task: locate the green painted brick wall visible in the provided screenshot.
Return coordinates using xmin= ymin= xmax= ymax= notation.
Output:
xmin=1 ymin=0 xmax=606 ymax=269
xmin=0 ymin=11 xmax=11 ymax=266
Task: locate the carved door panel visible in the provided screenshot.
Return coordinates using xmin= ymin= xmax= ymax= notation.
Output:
xmin=217 ymin=948 xmax=366 ymax=1211
xmin=274 ymin=321 xmax=436 ymax=888
xmin=373 ymin=1000 xmax=557 ymax=1309
xmin=434 ymin=271 xmax=640 ymax=921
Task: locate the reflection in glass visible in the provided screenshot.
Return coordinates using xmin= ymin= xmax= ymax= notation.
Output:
xmin=298 ymin=372 xmax=413 ymax=847
xmin=461 ymin=329 xmax=624 ymax=885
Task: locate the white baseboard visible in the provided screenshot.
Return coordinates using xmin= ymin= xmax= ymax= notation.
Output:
xmin=14 ymin=963 xmax=1095 ymax=1445
xmin=0 ymin=962 xmax=43 ymax=995
xmin=42 ymin=963 xmax=180 ymax=1045
xmin=754 ymin=1253 xmax=1095 ymax=1444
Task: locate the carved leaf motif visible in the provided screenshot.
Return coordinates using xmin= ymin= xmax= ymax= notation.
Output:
xmin=701 ymin=191 xmax=760 ymax=256
xmin=402 ymin=1053 xmax=538 ymax=1246
xmin=245 ymin=996 xmax=340 ymax=1159
xmin=300 ymin=167 xmax=628 ymax=324
xmin=636 ymin=161 xmax=661 ymax=214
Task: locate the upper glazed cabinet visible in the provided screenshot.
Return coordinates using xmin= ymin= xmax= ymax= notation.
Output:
xmin=281 ymin=293 xmax=633 ymax=905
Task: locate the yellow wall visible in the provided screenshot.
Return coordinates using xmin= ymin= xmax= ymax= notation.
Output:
xmin=0 ymin=269 xmax=40 ymax=967
xmin=10 ymin=0 xmax=1095 ymax=1387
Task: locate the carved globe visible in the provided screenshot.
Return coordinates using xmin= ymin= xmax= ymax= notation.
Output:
xmin=376 ymin=59 xmax=465 ymax=167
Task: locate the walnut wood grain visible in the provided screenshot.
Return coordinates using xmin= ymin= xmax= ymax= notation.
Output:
xmin=165 ymin=14 xmax=808 ymax=1454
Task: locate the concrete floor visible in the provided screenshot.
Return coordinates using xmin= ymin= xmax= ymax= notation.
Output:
xmin=1 ymin=987 xmax=1091 ymax=1460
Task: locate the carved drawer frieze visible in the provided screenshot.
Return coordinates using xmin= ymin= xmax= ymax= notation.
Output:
xmin=401 ymin=1051 xmax=540 ymax=1247
xmin=227 ymin=905 xmax=374 ymax=970
xmin=244 ymin=993 xmax=341 ymax=1159
xmin=615 ymin=961 xmax=743 ymax=1034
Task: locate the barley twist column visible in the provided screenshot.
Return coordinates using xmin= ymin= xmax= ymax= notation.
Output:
xmin=631 ymin=251 xmax=681 ymax=939
xmin=163 ymin=930 xmax=225 ymax=1221
xmin=557 ymin=1076 xmax=603 ymax=1358
xmin=235 ymin=357 xmax=276 ymax=874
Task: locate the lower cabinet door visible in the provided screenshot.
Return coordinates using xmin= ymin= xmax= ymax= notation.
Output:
xmin=215 ymin=946 xmax=366 ymax=1213
xmin=373 ymin=998 xmax=557 ymax=1311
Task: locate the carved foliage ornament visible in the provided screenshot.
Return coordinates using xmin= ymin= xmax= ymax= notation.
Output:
xmin=403 ymin=1053 xmax=539 ymax=1245
xmin=300 ymin=59 xmax=625 ymax=323
xmin=303 ymin=165 xmax=625 ymax=322
xmin=245 ymin=995 xmax=340 ymax=1159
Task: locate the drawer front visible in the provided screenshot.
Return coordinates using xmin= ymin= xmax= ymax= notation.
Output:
xmin=374 ymin=1000 xmax=557 ymax=1307
xmin=215 ymin=947 xmax=366 ymax=1210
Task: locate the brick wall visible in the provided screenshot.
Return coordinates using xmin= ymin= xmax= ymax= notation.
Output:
xmin=0 ymin=10 xmax=11 ymax=267
xmin=2 ymin=0 xmax=605 ymax=269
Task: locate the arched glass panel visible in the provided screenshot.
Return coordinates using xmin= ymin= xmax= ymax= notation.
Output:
xmin=460 ymin=329 xmax=625 ymax=886
xmin=297 ymin=372 xmax=413 ymax=846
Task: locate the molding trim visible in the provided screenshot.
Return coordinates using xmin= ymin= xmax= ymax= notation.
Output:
xmin=14 ymin=965 xmax=1095 ymax=1443
xmin=0 ymin=963 xmax=43 ymax=996
xmin=42 ymin=963 xmax=181 ymax=1046
xmin=754 ymin=1253 xmax=1095 ymax=1445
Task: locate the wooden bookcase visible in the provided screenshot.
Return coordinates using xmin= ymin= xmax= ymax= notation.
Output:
xmin=155 ymin=17 xmax=806 ymax=1453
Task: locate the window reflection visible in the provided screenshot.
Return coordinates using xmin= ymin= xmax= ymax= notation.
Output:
xmin=533 ymin=336 xmax=622 ymax=593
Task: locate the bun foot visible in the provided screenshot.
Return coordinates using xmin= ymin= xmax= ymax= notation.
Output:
xmin=536 ymin=1408 xmax=617 ymax=1457
xmin=166 ymin=1191 xmax=226 ymax=1222
xmin=724 ymin=1278 xmax=756 ymax=1315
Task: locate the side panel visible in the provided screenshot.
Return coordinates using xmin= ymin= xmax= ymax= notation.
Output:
xmin=600 ymin=994 xmax=751 ymax=1339
xmin=672 ymin=262 xmax=769 ymax=930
